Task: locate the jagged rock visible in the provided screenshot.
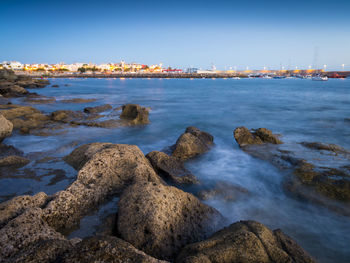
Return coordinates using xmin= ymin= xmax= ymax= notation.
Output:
xmin=0 ymin=192 xmax=48 ymax=229
xmin=0 ymin=69 xmax=17 ymax=81
xmin=0 ymin=208 xmax=65 ymax=259
xmin=300 ymin=142 xmax=349 ymax=156
xmin=234 ymin=127 xmax=282 ymax=147
xmin=61 ymin=235 xmax=169 ymax=263
xmin=44 ymin=144 xmax=162 ymax=231
xmin=198 ymin=181 xmax=249 ymax=202
xmin=7 ymin=239 xmax=73 ymax=263
xmin=0 ymin=84 xmax=28 ymax=97
xmin=171 ymin=127 xmax=214 ymax=160
xmin=50 ymin=110 xmax=84 ymax=122
xmin=176 ymin=220 xmax=315 ymax=263
xmin=84 ymin=104 xmax=112 ymax=114
xmin=63 ymin=142 xmax=114 ymax=170
xmin=146 ymin=151 xmax=198 ymax=185
xmin=0 ymin=155 xmax=30 ymax=167
xmin=120 ymin=103 xmax=150 ymax=124
xmin=0 ymin=114 xmax=13 ymax=142
xmin=117 ymin=181 xmax=225 ymax=261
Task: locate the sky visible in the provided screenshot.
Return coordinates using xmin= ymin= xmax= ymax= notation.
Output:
xmin=1 ymin=0 xmax=349 ymax=70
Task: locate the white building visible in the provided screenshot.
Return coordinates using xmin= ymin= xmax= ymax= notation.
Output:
xmin=1 ymin=61 xmax=23 ymax=70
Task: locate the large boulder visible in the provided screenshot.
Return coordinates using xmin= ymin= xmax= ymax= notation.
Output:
xmin=44 ymin=144 xmax=162 ymax=231
xmin=146 ymin=151 xmax=198 ymax=185
xmin=0 ymin=192 xmax=48 ymax=229
xmin=63 ymin=142 xmax=114 ymax=170
xmin=0 ymin=114 xmax=13 ymax=142
xmin=0 ymin=84 xmax=28 ymax=97
xmin=0 ymin=208 xmax=65 ymax=259
xmin=176 ymin=220 xmax=315 ymax=263
xmin=234 ymin=127 xmax=282 ymax=147
xmin=117 ymin=181 xmax=225 ymax=261
xmin=120 ymin=103 xmax=150 ymax=125
xmin=172 ymin=127 xmax=214 ymax=160
xmin=61 ymin=236 xmax=169 ymax=263
xmin=84 ymin=104 xmax=112 ymax=114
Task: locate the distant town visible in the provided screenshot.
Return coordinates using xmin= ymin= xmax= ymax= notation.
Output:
xmin=1 ymin=61 xmax=348 ymax=79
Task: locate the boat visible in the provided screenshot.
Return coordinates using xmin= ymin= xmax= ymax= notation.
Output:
xmin=328 ymin=73 xmax=346 ymax=79
xmin=273 ymin=76 xmax=286 ymax=79
xmin=232 ymin=77 xmax=240 ymax=79
xmin=312 ymin=75 xmax=328 ymax=81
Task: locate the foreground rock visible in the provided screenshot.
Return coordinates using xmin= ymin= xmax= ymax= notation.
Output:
xmin=0 ymin=208 xmax=65 ymax=259
xmin=120 ymin=103 xmax=150 ymax=124
xmin=117 ymin=181 xmax=225 ymax=261
xmin=0 ymin=192 xmax=48 ymax=228
xmin=0 ymin=114 xmax=13 ymax=142
xmin=176 ymin=220 xmax=315 ymax=263
xmin=146 ymin=151 xmax=198 ymax=185
xmin=234 ymin=127 xmax=282 ymax=147
xmin=172 ymin=127 xmax=214 ymax=160
xmin=44 ymin=144 xmax=162 ymax=231
xmin=62 ymin=236 xmax=169 ymax=263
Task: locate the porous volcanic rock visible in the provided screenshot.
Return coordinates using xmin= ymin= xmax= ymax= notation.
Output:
xmin=0 ymin=192 xmax=48 ymax=229
xmin=63 ymin=142 xmax=114 ymax=170
xmin=120 ymin=103 xmax=150 ymax=124
xmin=61 ymin=235 xmax=169 ymax=263
xmin=176 ymin=220 xmax=315 ymax=263
xmin=234 ymin=127 xmax=282 ymax=147
xmin=146 ymin=151 xmax=198 ymax=185
xmin=44 ymin=144 xmax=162 ymax=231
xmin=117 ymin=181 xmax=225 ymax=261
xmin=0 ymin=114 xmax=13 ymax=142
xmin=84 ymin=104 xmax=112 ymax=114
xmin=0 ymin=155 xmax=30 ymax=167
xmin=172 ymin=127 xmax=214 ymax=160
xmin=0 ymin=208 xmax=65 ymax=259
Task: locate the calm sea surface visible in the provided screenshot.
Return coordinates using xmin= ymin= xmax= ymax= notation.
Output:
xmin=2 ymin=78 xmax=350 ymax=262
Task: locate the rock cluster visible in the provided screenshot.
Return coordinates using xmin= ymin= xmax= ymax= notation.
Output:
xmin=234 ymin=127 xmax=282 ymax=147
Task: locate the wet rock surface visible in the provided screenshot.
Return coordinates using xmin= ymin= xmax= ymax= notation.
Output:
xmin=44 ymin=144 xmax=162 ymax=231
xmin=0 ymin=114 xmax=13 ymax=142
xmin=172 ymin=126 xmax=214 ymax=160
xmin=234 ymin=126 xmax=282 ymax=147
xmin=117 ymin=181 xmax=225 ymax=261
xmin=120 ymin=103 xmax=150 ymax=124
xmin=146 ymin=151 xmax=199 ymax=185
xmin=61 ymin=235 xmax=169 ymax=263
xmin=84 ymin=104 xmax=112 ymax=114
xmin=197 ymin=181 xmax=249 ymax=202
xmin=176 ymin=220 xmax=315 ymax=263
xmin=0 ymin=155 xmax=30 ymax=167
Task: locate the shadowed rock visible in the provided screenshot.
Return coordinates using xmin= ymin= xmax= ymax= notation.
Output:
xmin=0 ymin=155 xmax=30 ymax=167
xmin=44 ymin=144 xmax=162 ymax=231
xmin=146 ymin=151 xmax=199 ymax=185
xmin=0 ymin=114 xmax=13 ymax=142
xmin=234 ymin=127 xmax=282 ymax=147
xmin=61 ymin=236 xmax=169 ymax=263
xmin=120 ymin=103 xmax=150 ymax=124
xmin=172 ymin=127 xmax=214 ymax=160
xmin=176 ymin=220 xmax=315 ymax=263
xmin=84 ymin=104 xmax=112 ymax=114
xmin=117 ymin=181 xmax=225 ymax=261
xmin=0 ymin=192 xmax=48 ymax=229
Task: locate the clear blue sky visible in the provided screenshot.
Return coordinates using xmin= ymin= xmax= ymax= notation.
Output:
xmin=1 ymin=0 xmax=349 ymax=70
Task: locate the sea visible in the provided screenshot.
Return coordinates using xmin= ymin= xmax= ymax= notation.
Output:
xmin=2 ymin=77 xmax=350 ymax=262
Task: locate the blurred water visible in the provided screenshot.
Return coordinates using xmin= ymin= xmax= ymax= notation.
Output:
xmin=2 ymin=78 xmax=350 ymax=262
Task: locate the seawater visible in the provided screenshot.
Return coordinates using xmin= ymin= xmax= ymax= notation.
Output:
xmin=2 ymin=78 xmax=350 ymax=262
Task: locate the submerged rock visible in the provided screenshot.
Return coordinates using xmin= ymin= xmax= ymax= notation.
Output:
xmin=61 ymin=235 xmax=168 ymax=263
xmin=50 ymin=110 xmax=84 ymax=123
xmin=146 ymin=151 xmax=199 ymax=185
xmin=176 ymin=220 xmax=315 ymax=263
xmin=120 ymin=103 xmax=150 ymax=124
xmin=117 ymin=181 xmax=225 ymax=261
xmin=172 ymin=127 xmax=214 ymax=160
xmin=0 ymin=114 xmax=13 ymax=142
xmin=300 ymin=142 xmax=350 ymax=156
xmin=0 ymin=192 xmax=48 ymax=229
xmin=60 ymin=98 xmax=97 ymax=103
xmin=0 ymin=155 xmax=30 ymax=167
xmin=234 ymin=126 xmax=282 ymax=147
xmin=84 ymin=104 xmax=112 ymax=114
xmin=197 ymin=181 xmax=249 ymax=202
xmin=44 ymin=144 xmax=162 ymax=231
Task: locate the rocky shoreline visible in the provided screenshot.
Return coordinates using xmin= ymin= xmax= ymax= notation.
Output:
xmin=2 ymin=68 xmax=349 ymax=262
